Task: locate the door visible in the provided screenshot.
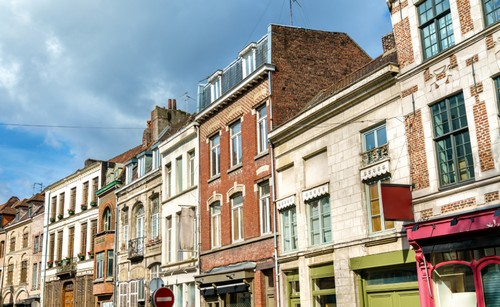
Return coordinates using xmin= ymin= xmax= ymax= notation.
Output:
xmin=63 ymin=282 xmax=74 ymax=307
xmin=367 ymin=290 xmax=420 ymax=307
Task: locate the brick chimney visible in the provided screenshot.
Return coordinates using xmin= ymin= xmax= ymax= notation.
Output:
xmin=382 ymin=32 xmax=396 ymax=54
xmin=142 ymin=99 xmax=189 ymax=146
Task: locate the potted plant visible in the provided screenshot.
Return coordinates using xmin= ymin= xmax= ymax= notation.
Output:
xmin=47 ymin=260 xmax=54 ymax=268
xmin=68 ymin=209 xmax=75 ymax=215
xmin=49 ymin=217 xmax=55 ymax=223
xmin=81 ymin=204 xmax=87 ymax=211
xmin=56 ymin=259 xmax=63 ymax=267
xmin=57 ymin=214 xmax=64 ymax=220
xmin=90 ymin=201 xmax=97 ymax=207
xmin=78 ymin=252 xmax=85 ymax=261
xmin=64 ymin=256 xmax=71 ymax=264
xmin=88 ymin=250 xmax=94 ymax=258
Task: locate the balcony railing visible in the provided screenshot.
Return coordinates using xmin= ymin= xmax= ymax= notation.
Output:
xmin=56 ymin=257 xmax=77 ymax=277
xmin=361 ymin=143 xmax=389 ymax=167
xmin=128 ymin=237 xmax=145 ymax=261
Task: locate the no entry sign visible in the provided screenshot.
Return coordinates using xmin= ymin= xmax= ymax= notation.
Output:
xmin=152 ymin=287 xmax=175 ymax=307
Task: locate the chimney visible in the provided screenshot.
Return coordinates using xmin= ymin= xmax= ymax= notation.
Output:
xmin=382 ymin=32 xmax=395 ymax=53
xmin=168 ymin=99 xmax=172 ymax=109
xmin=172 ymin=99 xmax=177 ymax=110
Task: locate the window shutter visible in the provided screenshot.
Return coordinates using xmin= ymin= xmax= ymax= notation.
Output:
xmin=138 ymin=279 xmax=145 ymax=301
xmin=129 ymin=281 xmax=138 ymax=306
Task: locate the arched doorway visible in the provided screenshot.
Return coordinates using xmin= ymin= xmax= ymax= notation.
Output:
xmin=62 ymin=282 xmax=74 ymax=307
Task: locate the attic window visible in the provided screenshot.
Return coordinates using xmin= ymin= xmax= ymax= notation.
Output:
xmin=240 ymin=43 xmax=256 ymax=78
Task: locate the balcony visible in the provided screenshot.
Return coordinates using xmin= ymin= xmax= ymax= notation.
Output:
xmin=361 ymin=143 xmax=389 ymax=167
xmin=128 ymin=237 xmax=144 ymax=261
xmin=56 ymin=258 xmax=77 ymax=277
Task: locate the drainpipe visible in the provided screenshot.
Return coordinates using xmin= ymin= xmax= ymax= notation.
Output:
xmin=194 ymin=122 xmax=201 ymax=276
xmin=268 ymin=71 xmax=281 ymax=307
xmin=41 ymin=191 xmax=51 ymax=307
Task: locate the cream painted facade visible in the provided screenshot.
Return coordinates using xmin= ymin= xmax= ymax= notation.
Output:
xmin=41 ymin=160 xmax=103 ymax=307
xmin=269 ymin=49 xmax=420 ymax=307
xmin=159 ymin=122 xmax=199 ymax=307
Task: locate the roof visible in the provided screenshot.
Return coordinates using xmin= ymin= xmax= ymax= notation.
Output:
xmin=157 ymin=115 xmax=195 ymax=144
xmin=27 ymin=193 xmax=44 ymax=204
xmin=12 ymin=198 xmax=29 ymax=209
xmin=108 ymin=144 xmax=144 ymax=164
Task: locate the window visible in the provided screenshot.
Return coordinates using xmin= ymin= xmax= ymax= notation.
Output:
xmin=32 ymin=263 xmax=38 ymax=289
xmin=51 ymin=196 xmax=57 ymax=220
xmin=311 ymin=264 xmax=336 ymax=307
xmin=91 ymin=219 xmax=97 ymax=253
xmin=231 ymin=193 xmax=244 ymax=242
xmin=257 ymin=104 xmax=268 ymax=153
xmin=363 ymin=124 xmax=387 ymax=151
xmin=21 ymin=260 xmax=28 ymax=283
xmin=259 ymin=181 xmax=271 ymax=234
xmin=242 ymin=47 xmax=256 ymax=78
xmin=58 ymin=192 xmax=65 ymax=216
xmin=10 ymin=236 xmax=15 ymax=251
xmin=34 ymin=235 xmax=39 ymax=253
xmin=165 ymin=163 xmax=172 ymax=197
xmin=210 ymin=74 xmax=222 ymax=102
xmin=70 ymin=187 xmax=76 ymax=211
xmin=96 ymin=252 xmax=105 ymax=279
xmin=211 ymin=202 xmax=221 ymax=248
xmin=153 ymin=148 xmax=161 ymax=170
xmin=103 ymin=207 xmax=112 ymax=231
xmin=57 ymin=230 xmax=63 ymax=260
xmin=210 ymin=134 xmax=220 ymax=177
xmin=166 ymin=216 xmax=172 ymax=262
xmin=230 ymin=120 xmax=242 ymax=166
xmin=68 ymin=227 xmax=75 ymax=258
xmin=365 ymin=179 xmax=394 ymax=233
xmin=432 ymin=264 xmax=476 ymax=306
xmin=176 ymin=156 xmax=183 ymax=193
xmin=150 ymin=263 xmax=161 ymax=280
xmin=308 ymin=195 xmax=332 ymax=245
xmin=23 ymin=231 xmax=28 ymax=248
xmin=129 ymin=280 xmax=138 ymax=306
xmin=484 ymin=0 xmax=500 ymax=26
xmin=82 ymin=181 xmax=89 ymax=206
xmin=49 ymin=233 xmax=55 ymax=261
xmin=7 ymin=263 xmax=13 ymax=285
xmin=119 ymin=283 xmax=128 ymax=307
xmin=80 ymin=222 xmax=87 ymax=255
xmin=281 ymin=206 xmax=298 ymax=252
xmin=151 ymin=197 xmax=160 ymax=239
xmin=0 ymin=241 xmax=4 ymax=258
xmin=418 ymin=0 xmax=454 ymax=59
xmin=188 ymin=150 xmax=195 ymax=188
xmin=495 ymin=77 xmax=500 ymax=112
xmin=126 ymin=162 xmax=134 ymax=184
xmin=139 ymin=153 xmax=153 ymax=176
xmin=91 ymin=177 xmax=98 ymax=202
xmin=431 ymin=93 xmax=474 ymax=187
xmin=107 ymin=251 xmax=114 ymax=278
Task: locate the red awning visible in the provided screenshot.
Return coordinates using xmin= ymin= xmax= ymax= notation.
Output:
xmin=381 ymin=183 xmax=414 ymax=221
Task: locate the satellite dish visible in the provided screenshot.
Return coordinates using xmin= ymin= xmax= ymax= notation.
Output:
xmin=149 ymin=278 xmax=165 ymax=294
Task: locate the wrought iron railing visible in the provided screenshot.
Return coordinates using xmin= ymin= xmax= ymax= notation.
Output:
xmin=361 ymin=143 xmax=389 ymax=167
xmin=56 ymin=257 xmax=77 ymax=276
xmin=128 ymin=237 xmax=145 ymax=260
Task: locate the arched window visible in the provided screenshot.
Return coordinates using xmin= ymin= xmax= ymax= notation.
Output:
xmin=103 ymin=208 xmax=112 ymax=231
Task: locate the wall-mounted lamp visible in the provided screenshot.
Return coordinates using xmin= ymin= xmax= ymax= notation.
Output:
xmin=450 ymin=217 xmax=458 ymax=226
xmin=494 ymin=209 xmax=500 ymax=217
xmin=412 ymin=224 xmax=419 ymax=231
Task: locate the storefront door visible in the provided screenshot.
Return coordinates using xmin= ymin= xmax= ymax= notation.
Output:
xmin=367 ymin=290 xmax=420 ymax=307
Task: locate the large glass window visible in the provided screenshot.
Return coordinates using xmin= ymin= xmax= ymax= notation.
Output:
xmin=257 ymin=104 xmax=268 ymax=153
xmin=96 ymin=252 xmax=105 ymax=279
xmin=418 ymin=0 xmax=454 ymax=59
xmin=308 ymin=196 xmax=332 ymax=246
xmin=103 ymin=207 xmax=112 ymax=231
xmin=282 ymin=207 xmax=298 ymax=252
xmin=311 ymin=264 xmax=336 ymax=307
xmin=230 ymin=121 xmax=242 ymax=167
xmin=481 ymin=263 xmax=500 ymax=306
xmin=211 ymin=202 xmax=221 ymax=248
xmin=431 ymin=93 xmax=474 ymax=187
xmin=433 ymin=264 xmax=476 ymax=306
xmin=107 ymin=250 xmax=114 ymax=278
xmin=365 ymin=179 xmax=394 ymax=233
xmin=483 ymin=0 xmax=500 ymax=26
xmin=231 ymin=193 xmax=244 ymax=242
xmin=260 ymin=181 xmax=271 ymax=235
xmin=210 ymin=134 xmax=220 ymax=177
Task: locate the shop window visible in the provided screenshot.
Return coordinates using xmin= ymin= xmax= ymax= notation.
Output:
xmin=310 ymin=264 xmax=336 ymax=307
xmin=432 ymin=264 xmax=476 ymax=306
xmin=481 ymin=263 xmax=500 ymax=306
xmin=431 ymin=93 xmax=474 ymax=187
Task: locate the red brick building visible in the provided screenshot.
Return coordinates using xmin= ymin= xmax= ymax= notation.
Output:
xmin=194 ymin=24 xmax=371 ymax=307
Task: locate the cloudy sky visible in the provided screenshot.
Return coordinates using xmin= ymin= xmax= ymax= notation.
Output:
xmin=0 ymin=0 xmax=393 ymax=201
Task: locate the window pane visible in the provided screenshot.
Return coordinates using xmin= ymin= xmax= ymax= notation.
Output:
xmin=432 ymin=264 xmax=476 ymax=306
xmin=482 ymin=263 xmax=500 ymax=306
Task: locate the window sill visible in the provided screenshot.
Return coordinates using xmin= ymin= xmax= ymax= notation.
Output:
xmin=93 ymin=278 xmax=104 ymax=284
xmin=227 ymin=164 xmax=243 ymax=175
xmin=208 ymin=174 xmax=221 ymax=184
xmin=254 ymin=150 xmax=269 ymax=161
xmin=437 ymin=179 xmax=475 ymax=192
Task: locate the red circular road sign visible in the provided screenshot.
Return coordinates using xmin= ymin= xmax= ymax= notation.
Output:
xmin=152 ymin=287 xmax=175 ymax=307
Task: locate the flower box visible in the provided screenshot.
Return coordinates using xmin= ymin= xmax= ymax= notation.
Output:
xmin=47 ymin=260 xmax=54 ymax=268
xmin=88 ymin=251 xmax=94 ymax=258
xmin=57 ymin=214 xmax=64 ymax=220
xmin=68 ymin=209 xmax=75 ymax=215
xmin=81 ymin=204 xmax=87 ymax=211
xmin=78 ymin=252 xmax=85 ymax=261
xmin=56 ymin=260 xmax=63 ymax=267
xmin=90 ymin=201 xmax=97 ymax=207
xmin=49 ymin=217 xmax=55 ymax=223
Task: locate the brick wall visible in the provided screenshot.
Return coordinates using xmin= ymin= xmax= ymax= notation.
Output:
xmin=393 ymin=17 xmax=414 ymax=68
xmin=441 ymin=197 xmax=476 ymax=214
xmin=270 ymin=25 xmax=371 ymax=127
xmin=472 ymin=100 xmax=495 ymax=171
xmin=457 ymin=0 xmax=474 ymax=34
xmin=405 ymin=110 xmax=430 ymax=190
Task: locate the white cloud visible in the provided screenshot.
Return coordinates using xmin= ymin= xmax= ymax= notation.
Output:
xmin=0 ymin=54 xmax=21 ymax=95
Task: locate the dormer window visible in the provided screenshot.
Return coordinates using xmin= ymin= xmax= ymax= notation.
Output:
xmin=209 ymin=70 xmax=222 ymax=102
xmin=138 ymin=152 xmax=153 ymax=177
xmin=240 ymin=43 xmax=256 ymax=78
xmin=152 ymin=148 xmax=161 ymax=170
xmin=126 ymin=160 xmax=138 ymax=184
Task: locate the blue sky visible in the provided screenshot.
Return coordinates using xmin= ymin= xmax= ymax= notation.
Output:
xmin=0 ymin=0 xmax=393 ymax=201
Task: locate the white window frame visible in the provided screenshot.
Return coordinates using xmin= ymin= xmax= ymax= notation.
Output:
xmin=259 ymin=181 xmax=271 ymax=235
xmin=32 ymin=263 xmax=38 ymax=289
xmin=119 ymin=283 xmax=128 ymax=307
xmin=230 ymin=120 xmax=242 ymax=167
xmin=153 ymin=148 xmax=161 ymax=170
xmin=103 ymin=207 xmax=112 ymax=231
xmin=151 ymin=198 xmax=160 ymax=239
xmin=165 ymin=163 xmax=172 ymax=198
xmin=281 ymin=206 xmax=298 ymax=252
xmin=176 ymin=156 xmax=183 ymax=193
xmin=188 ymin=150 xmax=195 ymax=188
xmin=126 ymin=163 xmax=134 ymax=184
xmin=96 ymin=251 xmax=105 ymax=279
xmin=308 ymin=195 xmax=332 ymax=246
xmin=363 ymin=124 xmax=387 ymax=152
xmin=210 ymin=134 xmax=220 ymax=177
xmin=166 ymin=216 xmax=172 ymax=262
xmin=242 ymin=46 xmax=256 ymax=78
xmin=211 ymin=202 xmax=221 ymax=248
xmin=210 ymin=75 xmax=222 ymax=102
xmin=231 ymin=194 xmax=244 ymax=242
xmin=150 ymin=263 xmax=161 ymax=280
xmin=257 ymin=104 xmax=268 ymax=153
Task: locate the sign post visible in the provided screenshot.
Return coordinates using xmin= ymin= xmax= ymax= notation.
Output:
xmin=152 ymin=287 xmax=175 ymax=307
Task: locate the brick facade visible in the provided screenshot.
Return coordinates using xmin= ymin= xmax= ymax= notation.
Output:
xmin=457 ymin=0 xmax=474 ymax=34
xmin=405 ymin=110 xmax=430 ymax=190
xmin=473 ymin=100 xmax=495 ymax=171
xmin=440 ymin=197 xmax=476 ymax=214
xmin=393 ymin=17 xmax=414 ymax=68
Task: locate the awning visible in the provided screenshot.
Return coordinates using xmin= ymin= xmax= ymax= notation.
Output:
xmin=302 ymin=183 xmax=329 ymax=202
xmin=276 ymin=195 xmax=295 ymax=211
xmin=361 ymin=160 xmax=390 ymax=181
xmin=200 ymin=282 xmax=249 ymax=297
xmin=381 ymin=183 xmax=413 ymax=221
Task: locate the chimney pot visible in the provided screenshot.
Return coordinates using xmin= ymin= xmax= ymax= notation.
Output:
xmin=172 ymin=99 xmax=177 ymax=110
xmin=168 ymin=99 xmax=172 ymax=109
